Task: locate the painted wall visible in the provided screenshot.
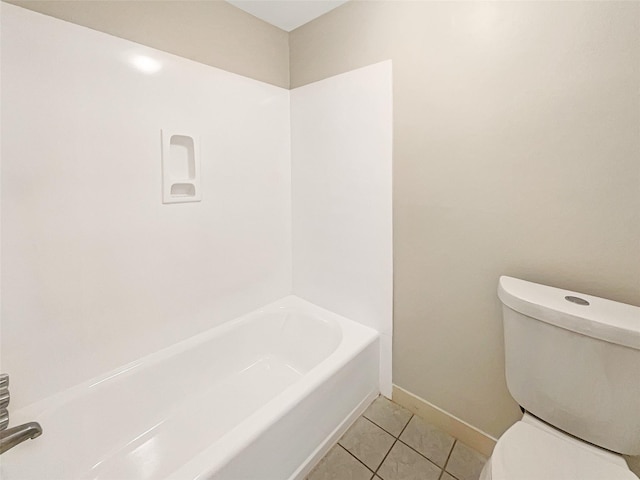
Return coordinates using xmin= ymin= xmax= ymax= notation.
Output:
xmin=1 ymin=4 xmax=292 ymax=409
xmin=3 ymin=0 xmax=290 ymax=88
xmin=290 ymin=1 xmax=640 ymax=438
xmin=291 ymin=61 xmax=393 ymax=396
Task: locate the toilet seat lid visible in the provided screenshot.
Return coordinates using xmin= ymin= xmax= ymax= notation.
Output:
xmin=491 ymin=421 xmax=637 ymax=480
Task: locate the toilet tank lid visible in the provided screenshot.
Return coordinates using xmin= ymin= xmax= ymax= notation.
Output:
xmin=498 ymin=276 xmax=640 ymax=351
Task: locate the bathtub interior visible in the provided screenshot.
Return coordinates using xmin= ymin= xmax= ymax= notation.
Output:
xmin=2 ymin=297 xmax=377 ymax=480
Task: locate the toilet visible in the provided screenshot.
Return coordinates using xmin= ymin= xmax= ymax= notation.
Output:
xmin=480 ymin=276 xmax=640 ymax=480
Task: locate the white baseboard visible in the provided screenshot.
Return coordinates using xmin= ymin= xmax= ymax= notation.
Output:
xmin=392 ymin=385 xmax=497 ymax=458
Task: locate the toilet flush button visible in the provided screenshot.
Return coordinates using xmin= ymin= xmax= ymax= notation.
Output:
xmin=565 ymin=295 xmax=590 ymax=306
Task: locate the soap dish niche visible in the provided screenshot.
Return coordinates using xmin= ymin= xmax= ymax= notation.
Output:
xmin=161 ymin=130 xmax=201 ymax=204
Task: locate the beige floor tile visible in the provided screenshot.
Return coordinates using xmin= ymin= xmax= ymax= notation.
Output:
xmin=377 ymin=441 xmax=442 ymax=480
xmin=363 ymin=396 xmax=413 ymax=437
xmin=440 ymin=473 xmax=457 ymax=480
xmin=339 ymin=417 xmax=395 ymax=471
xmin=399 ymin=415 xmax=455 ymax=467
xmin=445 ymin=442 xmax=487 ymax=480
xmin=306 ymin=445 xmax=373 ymax=480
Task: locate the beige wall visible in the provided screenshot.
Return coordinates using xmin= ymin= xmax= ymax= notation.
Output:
xmin=291 ymin=1 xmax=640 ymax=438
xmin=4 ymin=0 xmax=290 ymax=88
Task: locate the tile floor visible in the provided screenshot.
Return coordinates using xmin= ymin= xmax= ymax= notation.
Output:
xmin=307 ymin=396 xmax=487 ymax=480
xmin=308 ymin=396 xmax=640 ymax=480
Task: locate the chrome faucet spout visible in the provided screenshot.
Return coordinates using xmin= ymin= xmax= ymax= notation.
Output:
xmin=0 ymin=422 xmax=43 ymax=454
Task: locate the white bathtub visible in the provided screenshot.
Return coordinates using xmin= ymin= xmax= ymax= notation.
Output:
xmin=1 ymin=296 xmax=380 ymax=480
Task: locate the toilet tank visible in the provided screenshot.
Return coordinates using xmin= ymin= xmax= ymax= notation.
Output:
xmin=498 ymin=276 xmax=640 ymax=455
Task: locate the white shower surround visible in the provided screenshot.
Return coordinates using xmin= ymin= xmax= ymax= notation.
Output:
xmin=291 ymin=62 xmax=394 ymax=396
xmin=2 ymin=4 xmax=292 ymax=410
xmin=1 ymin=4 xmax=393 ymax=478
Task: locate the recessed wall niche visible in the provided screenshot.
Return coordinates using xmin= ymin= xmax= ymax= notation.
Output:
xmin=161 ymin=130 xmax=201 ymax=203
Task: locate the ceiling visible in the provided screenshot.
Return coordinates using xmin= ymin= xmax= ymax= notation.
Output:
xmin=226 ymin=0 xmax=349 ymax=32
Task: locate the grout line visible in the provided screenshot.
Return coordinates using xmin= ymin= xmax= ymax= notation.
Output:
xmin=363 ymin=413 xmax=412 ymax=439
xmin=373 ymin=433 xmax=398 ymax=476
xmin=363 ymin=396 xmax=414 ymax=439
xmin=395 ymin=414 xmax=414 ymax=440
xmin=442 ymin=439 xmax=457 ymax=477
xmin=396 ymin=437 xmax=450 ymax=472
xmin=372 ymin=413 xmax=414 ymax=477
xmin=338 ymin=444 xmax=377 ymax=476
xmin=388 ymin=413 xmax=456 ymax=472
xmin=361 ymin=415 xmax=401 ymax=439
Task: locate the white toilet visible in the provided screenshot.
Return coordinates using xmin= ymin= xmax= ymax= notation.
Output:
xmin=480 ymin=276 xmax=640 ymax=480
